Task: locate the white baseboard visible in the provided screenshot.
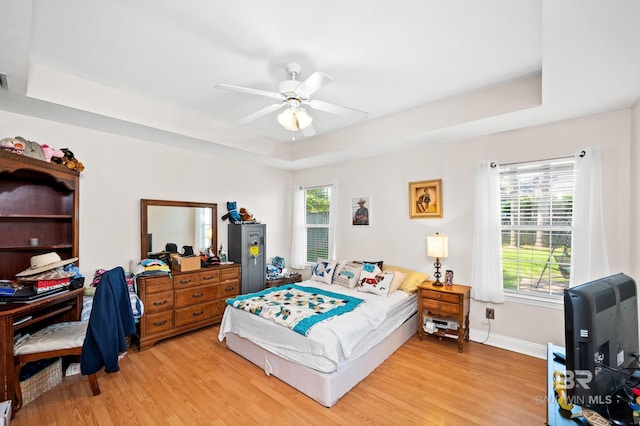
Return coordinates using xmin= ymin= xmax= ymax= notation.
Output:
xmin=469 ymin=327 xmax=547 ymax=359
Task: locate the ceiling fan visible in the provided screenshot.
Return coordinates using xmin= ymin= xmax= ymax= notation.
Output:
xmin=215 ymin=63 xmax=368 ymax=137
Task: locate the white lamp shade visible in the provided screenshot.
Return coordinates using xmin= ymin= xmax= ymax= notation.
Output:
xmin=427 ymin=234 xmax=448 ymax=258
xmin=295 ymin=108 xmax=312 ymax=129
xmin=277 ymin=108 xmax=313 ymax=131
xmin=278 ymin=108 xmax=297 ymax=131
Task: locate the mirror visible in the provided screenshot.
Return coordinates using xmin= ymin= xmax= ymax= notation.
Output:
xmin=140 ymin=199 xmax=217 ymax=260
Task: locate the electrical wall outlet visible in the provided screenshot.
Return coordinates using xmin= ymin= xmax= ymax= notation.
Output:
xmin=486 ymin=307 xmax=495 ymax=320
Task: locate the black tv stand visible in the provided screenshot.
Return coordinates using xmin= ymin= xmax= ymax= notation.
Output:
xmin=546 ymin=344 xmax=636 ymax=425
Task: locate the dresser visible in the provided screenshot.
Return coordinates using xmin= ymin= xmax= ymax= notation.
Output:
xmin=417 ymin=281 xmax=471 ymax=352
xmin=136 ymin=264 xmax=240 ymax=350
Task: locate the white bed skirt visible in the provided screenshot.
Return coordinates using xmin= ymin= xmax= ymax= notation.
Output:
xmin=225 ymin=312 xmax=418 ymax=407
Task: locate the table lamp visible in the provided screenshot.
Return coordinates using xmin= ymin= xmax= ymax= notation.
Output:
xmin=427 ymin=232 xmax=448 ymax=286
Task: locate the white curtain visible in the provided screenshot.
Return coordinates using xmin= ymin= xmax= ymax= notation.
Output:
xmin=570 ymin=146 xmax=610 ymax=286
xmin=291 ymin=186 xmax=306 ymax=269
xmin=328 ymin=181 xmax=339 ymax=260
xmin=471 ymin=161 xmax=505 ymax=303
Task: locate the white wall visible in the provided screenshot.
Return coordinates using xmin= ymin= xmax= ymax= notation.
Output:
xmin=294 ymin=108 xmax=633 ymax=357
xmin=0 ymin=110 xmax=293 ymax=278
xmin=2 ymin=106 xmax=635 ymax=358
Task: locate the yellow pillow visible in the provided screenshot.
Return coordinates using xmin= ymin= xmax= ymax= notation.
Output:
xmin=382 ymin=264 xmax=429 ymax=294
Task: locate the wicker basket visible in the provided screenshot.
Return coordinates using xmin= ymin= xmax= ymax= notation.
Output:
xmin=19 ymin=358 xmax=62 ymax=406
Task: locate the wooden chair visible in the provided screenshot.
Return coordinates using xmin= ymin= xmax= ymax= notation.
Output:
xmin=12 ymin=266 xmax=136 ymax=412
xmin=13 ymin=322 xmax=100 ymax=411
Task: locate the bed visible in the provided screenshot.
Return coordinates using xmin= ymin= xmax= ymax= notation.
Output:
xmin=218 ymin=262 xmax=427 ymax=407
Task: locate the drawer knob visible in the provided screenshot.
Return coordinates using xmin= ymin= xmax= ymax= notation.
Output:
xmin=192 ymin=292 xmax=204 ymax=299
xmin=202 ymin=275 xmax=215 ymax=281
xmin=192 ymin=310 xmax=204 ymax=317
xmin=152 ymin=320 xmax=167 ymax=327
xmin=153 ymin=300 xmax=168 ymax=306
xmin=225 ymin=286 xmax=235 ymax=292
xmin=179 ymin=279 xmax=193 ymax=285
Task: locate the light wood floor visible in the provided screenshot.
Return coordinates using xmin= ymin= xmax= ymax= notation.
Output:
xmin=12 ymin=325 xmax=547 ymax=425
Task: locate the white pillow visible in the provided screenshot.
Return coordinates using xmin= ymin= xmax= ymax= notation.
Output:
xmin=332 ymin=261 xmax=364 ymax=289
xmin=310 ymin=259 xmax=337 ymax=285
xmin=358 ymin=271 xmax=395 ymax=296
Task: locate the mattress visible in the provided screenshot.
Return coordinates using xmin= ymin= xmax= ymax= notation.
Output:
xmin=218 ymin=280 xmax=417 ymax=373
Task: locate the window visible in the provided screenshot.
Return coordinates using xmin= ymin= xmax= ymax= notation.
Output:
xmin=500 ymin=157 xmax=575 ymax=297
xmin=304 ymin=186 xmax=331 ymax=263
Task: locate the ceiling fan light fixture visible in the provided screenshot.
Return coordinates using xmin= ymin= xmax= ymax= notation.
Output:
xmin=277 ymin=108 xmax=312 ymax=131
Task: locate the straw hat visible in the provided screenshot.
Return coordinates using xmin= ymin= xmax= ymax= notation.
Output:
xmin=15 ymin=252 xmax=78 ymax=277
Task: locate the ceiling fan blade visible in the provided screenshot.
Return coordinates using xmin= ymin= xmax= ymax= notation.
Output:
xmin=307 ymin=99 xmax=368 ymax=121
xmin=295 ymin=72 xmax=333 ymax=99
xmin=302 ymin=123 xmax=316 ymax=137
xmin=237 ymin=103 xmax=285 ymax=124
xmin=215 ymin=84 xmax=285 ymax=101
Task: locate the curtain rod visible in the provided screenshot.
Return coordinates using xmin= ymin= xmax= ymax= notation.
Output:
xmin=299 ymin=183 xmax=334 ymax=190
xmin=490 ymin=150 xmax=585 ymax=168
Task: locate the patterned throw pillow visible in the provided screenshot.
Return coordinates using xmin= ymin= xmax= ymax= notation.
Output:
xmin=310 ymin=259 xmax=337 ymax=285
xmin=332 ymin=261 xmax=364 ymax=289
xmin=357 ymin=271 xmax=395 ymax=296
xmin=357 ymin=262 xmax=382 ymax=286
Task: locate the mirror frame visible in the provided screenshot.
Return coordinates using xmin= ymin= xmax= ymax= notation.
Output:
xmin=140 ymin=199 xmax=218 ymax=260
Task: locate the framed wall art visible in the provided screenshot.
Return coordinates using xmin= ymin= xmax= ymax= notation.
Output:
xmin=408 ymin=179 xmax=442 ymax=218
xmin=351 ymin=196 xmax=371 ymax=226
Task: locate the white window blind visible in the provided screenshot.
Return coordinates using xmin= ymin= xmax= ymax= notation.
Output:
xmin=304 ymin=186 xmax=331 ymax=263
xmin=500 ymin=157 xmax=575 ymax=297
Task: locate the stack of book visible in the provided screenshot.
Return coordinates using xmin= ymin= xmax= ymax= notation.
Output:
xmin=31 ymin=277 xmax=71 ymax=294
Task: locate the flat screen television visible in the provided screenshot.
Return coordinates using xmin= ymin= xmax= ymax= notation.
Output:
xmin=564 ymin=273 xmax=639 ymax=411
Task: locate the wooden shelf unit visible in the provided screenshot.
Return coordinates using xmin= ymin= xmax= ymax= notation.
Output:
xmin=0 ymin=150 xmax=79 ymax=280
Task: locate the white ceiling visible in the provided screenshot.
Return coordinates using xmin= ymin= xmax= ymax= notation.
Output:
xmin=1 ymin=0 xmax=639 ymax=170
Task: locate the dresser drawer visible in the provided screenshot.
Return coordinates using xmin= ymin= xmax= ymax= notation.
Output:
xmin=175 ymin=284 xmax=218 ymax=308
xmin=144 ymin=311 xmax=174 ymax=334
xmin=143 ymin=275 xmax=173 ymax=294
xmin=146 ymin=291 xmax=174 ymax=314
xmin=174 ymin=272 xmax=200 ymax=288
xmin=422 ymin=299 xmax=460 ymax=315
xmin=175 ymin=301 xmax=217 ymax=327
xmin=212 ymin=299 xmax=227 ymax=317
xmin=217 ymin=280 xmax=240 ymax=298
xmin=220 ymin=267 xmax=239 ymax=282
xmin=199 ymin=269 xmax=219 ymax=284
xmin=420 ymin=289 xmax=460 ymax=304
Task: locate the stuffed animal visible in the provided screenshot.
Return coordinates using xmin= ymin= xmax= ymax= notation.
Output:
xmin=41 ymin=144 xmax=64 ymax=162
xmin=239 ymin=207 xmax=255 ymax=222
xmin=221 ymin=201 xmax=242 ymax=224
xmin=0 ymin=137 xmax=25 ymax=154
xmin=52 ymin=148 xmax=85 ymax=172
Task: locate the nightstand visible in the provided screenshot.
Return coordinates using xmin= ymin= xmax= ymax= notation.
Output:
xmin=417 ymin=281 xmax=471 ymax=352
xmin=265 ymin=272 xmax=302 ymax=288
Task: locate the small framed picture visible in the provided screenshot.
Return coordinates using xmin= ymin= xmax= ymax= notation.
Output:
xmin=409 ymin=179 xmax=443 ymax=218
xmin=352 ymin=196 xmax=371 ymax=226
xmin=445 ymin=270 xmax=454 ymax=285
